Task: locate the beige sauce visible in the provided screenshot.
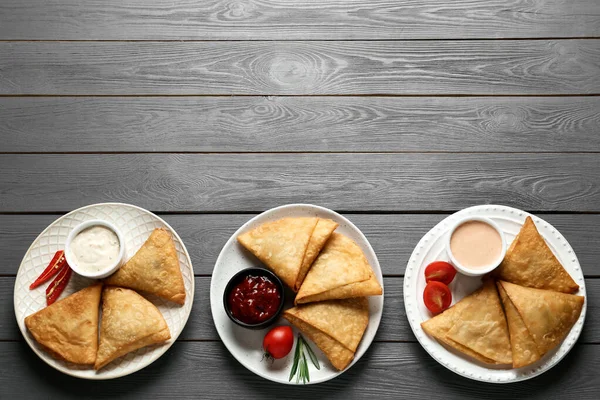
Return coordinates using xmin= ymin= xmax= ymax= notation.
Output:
xmin=450 ymin=221 xmax=501 ymax=269
xmin=70 ymin=225 xmax=120 ymax=272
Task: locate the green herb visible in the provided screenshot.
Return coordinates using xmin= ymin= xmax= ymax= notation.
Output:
xmin=304 ymin=337 xmax=320 ymax=370
xmin=288 ymin=334 xmax=301 ymax=381
xmin=289 ymin=334 xmax=320 ymax=384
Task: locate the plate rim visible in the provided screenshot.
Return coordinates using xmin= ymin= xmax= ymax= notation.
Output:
xmin=13 ymin=202 xmax=195 ymax=380
xmin=403 ymin=204 xmax=587 ymax=383
xmin=209 ymin=203 xmax=384 ymax=385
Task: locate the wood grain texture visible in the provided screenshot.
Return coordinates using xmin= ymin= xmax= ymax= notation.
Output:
xmin=2 ymin=96 xmax=600 ymax=153
xmin=2 ymin=214 xmax=600 ymax=276
xmin=0 ymin=0 xmax=598 ymax=40
xmin=1 ymin=341 xmax=599 ymax=399
xmin=1 ymin=40 xmax=599 ymax=95
xmin=1 ymin=153 xmax=599 ymax=212
xmin=3 ymin=276 xmax=598 ymax=342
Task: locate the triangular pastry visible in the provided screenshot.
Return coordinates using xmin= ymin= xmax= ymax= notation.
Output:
xmin=295 ymin=233 xmax=382 ymax=304
xmin=421 ymin=283 xmax=497 ymax=364
xmin=497 ymin=282 xmax=541 ymax=368
xmin=237 ymin=217 xmax=318 ymax=290
xmin=295 ymin=218 xmax=338 ymax=291
xmin=445 ymin=281 xmax=512 ymax=365
xmin=25 ymin=283 xmax=102 ymax=365
xmin=283 ymin=298 xmax=369 ymax=370
xmin=105 ymin=228 xmax=186 ymax=304
xmin=94 ymin=286 xmax=171 ymax=370
xmin=498 ymin=281 xmax=584 ymax=355
xmin=494 ymin=217 xmax=578 ymax=293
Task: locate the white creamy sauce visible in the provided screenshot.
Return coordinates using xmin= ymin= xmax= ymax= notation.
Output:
xmin=70 ymin=225 xmax=120 ymax=272
xmin=450 ymin=221 xmax=502 ymax=269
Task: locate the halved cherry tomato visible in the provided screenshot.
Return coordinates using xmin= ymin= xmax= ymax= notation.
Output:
xmin=30 ymin=250 xmax=66 ymax=290
xmin=263 ymin=326 xmax=294 ymax=360
xmin=424 ymin=261 xmax=457 ymax=285
xmin=423 ymin=281 xmax=452 ymax=314
xmin=45 ymin=263 xmax=72 ymax=305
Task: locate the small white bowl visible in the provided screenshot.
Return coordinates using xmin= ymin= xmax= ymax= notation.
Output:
xmin=446 ymin=216 xmax=507 ymax=277
xmin=65 ymin=219 xmax=125 ymax=279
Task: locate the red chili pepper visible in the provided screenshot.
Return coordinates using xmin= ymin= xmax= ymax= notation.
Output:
xmin=29 ymin=250 xmax=66 ymax=290
xmin=45 ymin=263 xmax=72 ymax=305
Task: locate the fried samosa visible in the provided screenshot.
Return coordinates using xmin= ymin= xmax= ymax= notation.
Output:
xmin=497 ymin=282 xmax=542 ymax=368
xmin=25 ymin=283 xmax=102 ymax=365
xmin=295 ymin=218 xmax=339 ymax=291
xmin=295 ymin=233 xmax=382 ymax=304
xmin=283 ymin=298 xmax=369 ymax=371
xmin=237 ymin=217 xmax=338 ymax=291
xmin=104 ymin=228 xmax=186 ymax=304
xmin=421 ymin=281 xmax=511 ymax=365
xmin=95 ymin=286 xmax=171 ymax=370
xmin=498 ymin=281 xmax=584 ymax=356
xmin=494 ymin=217 xmax=578 ymax=293
xmin=445 ymin=281 xmax=512 ymax=365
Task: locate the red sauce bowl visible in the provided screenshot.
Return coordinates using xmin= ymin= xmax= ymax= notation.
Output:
xmin=223 ymin=268 xmax=285 ymax=330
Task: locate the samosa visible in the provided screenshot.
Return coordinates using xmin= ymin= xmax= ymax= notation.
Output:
xmin=494 ymin=217 xmax=578 ymax=293
xmin=237 ymin=217 xmax=337 ymax=291
xmin=25 ymin=283 xmax=102 ymax=365
xmin=283 ymin=298 xmax=369 ymax=371
xmin=95 ymin=286 xmax=171 ymax=370
xmin=295 ymin=218 xmax=339 ymax=291
xmin=445 ymin=280 xmax=512 ymax=365
xmin=497 ymin=282 xmax=541 ymax=368
xmin=295 ymin=233 xmax=382 ymax=304
xmin=498 ymin=281 xmax=584 ymax=356
xmin=104 ymin=228 xmax=186 ymax=304
xmin=422 ymin=281 xmax=512 ymax=365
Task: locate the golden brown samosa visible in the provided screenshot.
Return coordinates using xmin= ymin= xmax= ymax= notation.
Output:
xmin=495 ymin=217 xmax=578 ymax=293
xmin=498 ymin=281 xmax=584 ymax=355
xmin=295 ymin=218 xmax=339 ymax=291
xmin=497 ymin=282 xmax=541 ymax=368
xmin=421 ymin=284 xmax=497 ymax=364
xmin=104 ymin=228 xmax=186 ymax=304
xmin=295 ymin=233 xmax=382 ymax=304
xmin=445 ymin=281 xmax=512 ymax=365
xmin=284 ymin=315 xmax=355 ymax=371
xmin=95 ymin=286 xmax=171 ymax=370
xmin=25 ymin=283 xmax=102 ymax=365
xmin=238 ymin=217 xmax=318 ymax=290
xmin=283 ymin=298 xmax=369 ymax=371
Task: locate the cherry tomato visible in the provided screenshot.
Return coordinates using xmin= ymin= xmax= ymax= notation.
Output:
xmin=263 ymin=326 xmax=294 ymax=359
xmin=424 ymin=261 xmax=457 ymax=285
xmin=423 ymin=281 xmax=452 ymax=314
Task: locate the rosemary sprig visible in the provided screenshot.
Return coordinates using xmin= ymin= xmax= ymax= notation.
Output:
xmin=288 ymin=335 xmax=302 ymax=381
xmin=289 ymin=334 xmax=320 ymax=384
xmin=304 ymin=337 xmax=320 ymax=370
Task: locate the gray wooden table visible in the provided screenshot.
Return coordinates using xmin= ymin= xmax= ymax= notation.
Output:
xmin=1 ymin=1 xmax=599 ymax=398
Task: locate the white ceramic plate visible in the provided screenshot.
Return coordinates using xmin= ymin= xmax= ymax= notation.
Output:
xmin=404 ymin=205 xmax=586 ymax=383
xmin=14 ymin=203 xmax=195 ymax=380
xmin=210 ymin=204 xmax=384 ymax=384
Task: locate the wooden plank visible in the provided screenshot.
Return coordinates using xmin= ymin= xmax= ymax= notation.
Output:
xmin=3 ymin=276 xmax=598 ymax=342
xmin=1 ymin=154 xmax=600 ymax=212
xmin=2 ymin=96 xmax=600 ymax=153
xmin=2 ymin=214 xmax=600 ymax=276
xmin=1 ymin=341 xmax=599 ymax=399
xmin=0 ymin=0 xmax=598 ymax=40
xmin=1 ymin=40 xmax=599 ymax=95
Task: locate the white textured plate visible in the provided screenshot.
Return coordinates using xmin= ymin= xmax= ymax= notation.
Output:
xmin=14 ymin=203 xmax=195 ymax=379
xmin=210 ymin=204 xmax=384 ymax=384
xmin=404 ymin=205 xmax=586 ymax=383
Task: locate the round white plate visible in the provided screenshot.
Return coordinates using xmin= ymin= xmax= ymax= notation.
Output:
xmin=14 ymin=203 xmax=195 ymax=380
xmin=404 ymin=205 xmax=586 ymax=383
xmin=210 ymin=204 xmax=384 ymax=385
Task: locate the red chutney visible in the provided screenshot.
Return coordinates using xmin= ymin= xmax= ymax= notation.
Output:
xmin=228 ymin=275 xmax=281 ymax=324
